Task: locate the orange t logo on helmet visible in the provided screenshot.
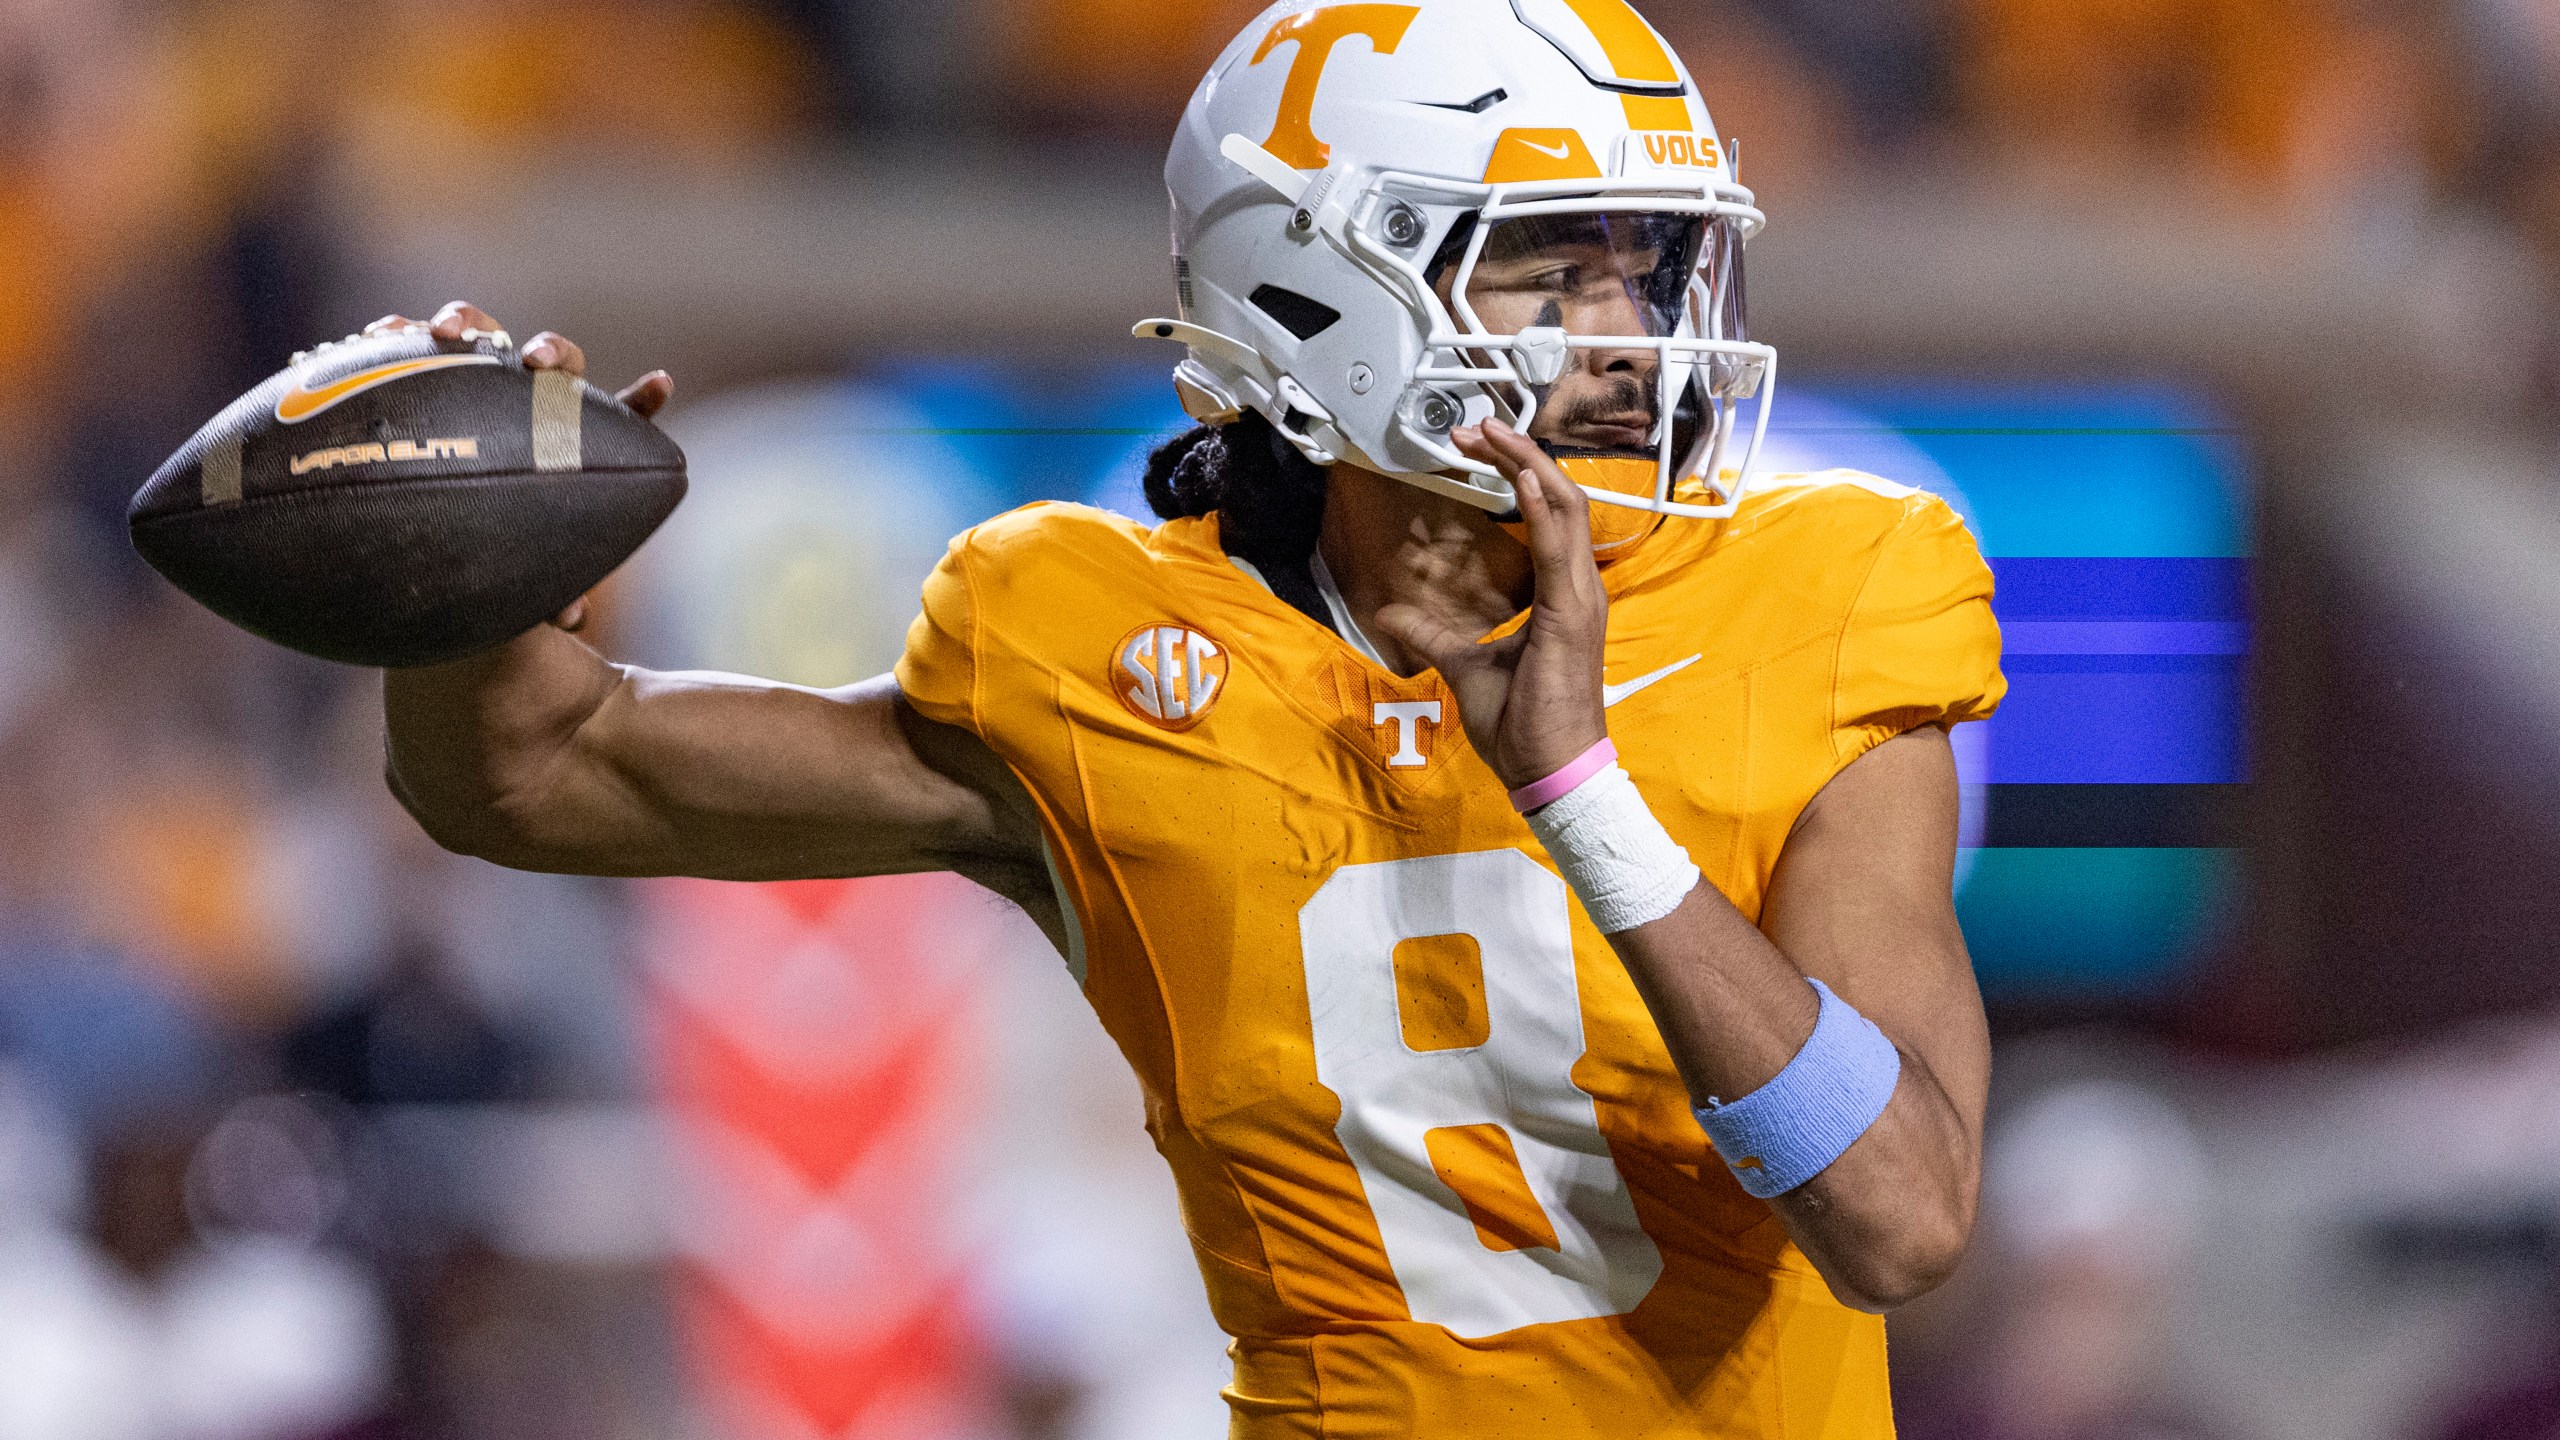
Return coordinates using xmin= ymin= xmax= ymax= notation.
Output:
xmin=1252 ymin=5 xmax=1422 ymax=169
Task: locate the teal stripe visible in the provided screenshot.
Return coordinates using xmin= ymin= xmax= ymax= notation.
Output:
xmin=1956 ymin=848 xmax=2241 ymax=995
xmin=1804 ymin=383 xmax=2250 ymax=559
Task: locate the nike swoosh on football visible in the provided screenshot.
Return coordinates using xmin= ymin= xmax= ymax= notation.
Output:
xmin=1520 ymin=138 xmax=1576 ymax=159
xmin=1603 ymin=654 xmax=1701 ymax=707
xmin=275 ymin=354 xmax=502 ymax=424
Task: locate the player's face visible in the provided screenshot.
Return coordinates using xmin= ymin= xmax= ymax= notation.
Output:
xmin=1451 ymin=211 xmax=1706 ymax=458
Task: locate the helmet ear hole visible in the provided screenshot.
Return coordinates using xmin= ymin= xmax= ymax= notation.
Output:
xmin=1250 ymin=286 xmax=1343 ymax=341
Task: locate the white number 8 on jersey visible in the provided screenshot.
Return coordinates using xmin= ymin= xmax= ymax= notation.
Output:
xmin=1300 ymin=850 xmax=1666 ymax=1338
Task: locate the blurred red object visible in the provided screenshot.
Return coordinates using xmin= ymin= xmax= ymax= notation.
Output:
xmin=644 ymin=873 xmax=1003 ymax=1439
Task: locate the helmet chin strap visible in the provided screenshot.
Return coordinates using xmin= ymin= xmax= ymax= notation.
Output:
xmin=1492 ymin=446 xmax=1667 ymax=557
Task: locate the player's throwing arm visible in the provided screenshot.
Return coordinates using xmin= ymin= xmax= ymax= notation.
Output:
xmin=366 ymin=307 xmax=1061 ymax=929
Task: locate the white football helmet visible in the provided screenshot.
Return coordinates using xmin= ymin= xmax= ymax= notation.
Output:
xmin=1138 ymin=0 xmax=1776 ymax=547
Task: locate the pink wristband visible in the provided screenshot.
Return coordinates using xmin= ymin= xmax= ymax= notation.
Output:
xmin=1508 ymin=737 xmax=1617 ymax=812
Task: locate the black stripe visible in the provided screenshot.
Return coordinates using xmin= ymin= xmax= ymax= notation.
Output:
xmin=1416 ymin=88 xmax=1508 ymax=113
xmin=1977 ymin=784 xmax=2247 ymax=848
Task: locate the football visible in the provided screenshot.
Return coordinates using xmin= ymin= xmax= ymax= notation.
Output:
xmin=128 ymin=329 xmax=687 ymax=668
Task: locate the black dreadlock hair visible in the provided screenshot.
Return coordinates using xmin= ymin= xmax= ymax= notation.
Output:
xmin=1141 ymin=213 xmax=1482 ymax=629
xmin=1142 ymin=408 xmax=1332 ymax=626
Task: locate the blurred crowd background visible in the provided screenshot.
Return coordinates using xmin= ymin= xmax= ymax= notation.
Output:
xmin=6 ymin=1 xmax=2560 ymax=1438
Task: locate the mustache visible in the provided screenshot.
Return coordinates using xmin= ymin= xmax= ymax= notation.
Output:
xmin=1549 ymin=374 xmax=1657 ymax=432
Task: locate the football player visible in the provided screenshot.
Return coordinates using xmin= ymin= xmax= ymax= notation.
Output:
xmin=382 ymin=0 xmax=2004 ymax=1433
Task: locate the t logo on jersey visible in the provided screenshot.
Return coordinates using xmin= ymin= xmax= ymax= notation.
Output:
xmin=1373 ymin=700 xmax=1442 ymax=767
xmin=1252 ymin=4 xmax=1422 ymax=169
xmin=1117 ymin=624 xmax=1229 ymax=729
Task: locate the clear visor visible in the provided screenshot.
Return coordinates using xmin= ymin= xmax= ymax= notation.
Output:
xmin=1466 ymin=210 xmax=1710 ymax=344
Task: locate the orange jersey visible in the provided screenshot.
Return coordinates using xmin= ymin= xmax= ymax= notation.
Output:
xmin=896 ymin=472 xmax=2004 ymax=1438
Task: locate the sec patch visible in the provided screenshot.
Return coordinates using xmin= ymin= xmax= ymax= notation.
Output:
xmin=1116 ymin=624 xmax=1228 ymax=730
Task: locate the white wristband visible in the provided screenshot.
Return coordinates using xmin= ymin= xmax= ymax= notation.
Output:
xmin=1522 ymin=762 xmax=1701 ymax=934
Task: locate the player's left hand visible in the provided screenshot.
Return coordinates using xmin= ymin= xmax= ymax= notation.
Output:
xmin=1374 ymin=419 xmax=1609 ymax=791
xmin=366 ymin=301 xmax=676 ymax=634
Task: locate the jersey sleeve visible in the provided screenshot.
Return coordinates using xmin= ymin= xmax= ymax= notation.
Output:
xmin=1831 ymin=496 xmax=2005 ymax=762
xmin=895 ymin=532 xmax=982 ymax=737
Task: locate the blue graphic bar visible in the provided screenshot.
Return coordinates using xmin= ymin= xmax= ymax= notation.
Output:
xmin=1974 ymin=558 xmax=2250 ymax=786
xmin=1990 ymin=557 xmax=2247 ymax=619
xmin=2002 ymin=621 xmax=2247 ymax=656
